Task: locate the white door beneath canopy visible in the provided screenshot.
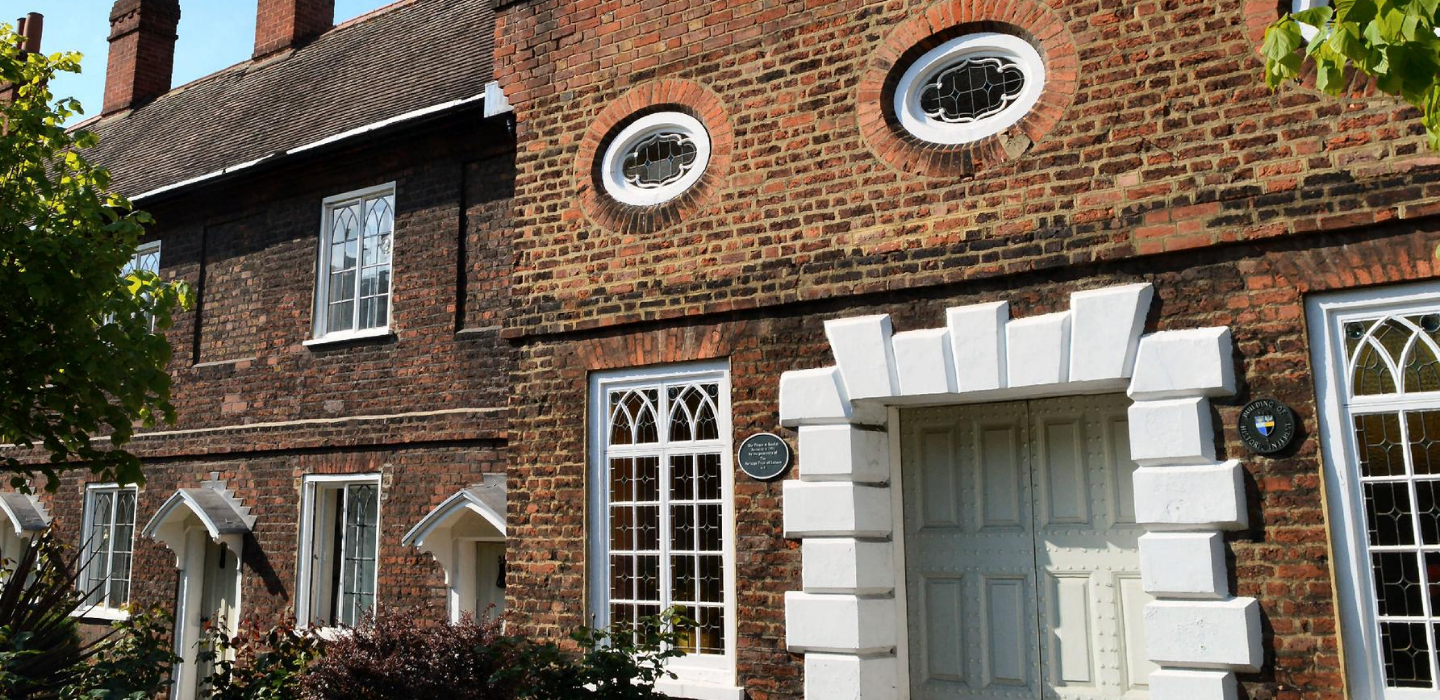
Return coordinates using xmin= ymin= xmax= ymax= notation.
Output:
xmin=901 ymin=394 xmax=1155 ymax=700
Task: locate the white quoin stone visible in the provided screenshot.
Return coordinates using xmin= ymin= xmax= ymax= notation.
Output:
xmin=946 ymin=301 xmax=1008 ymax=392
xmin=1140 ymin=532 xmax=1229 ymax=599
xmin=1069 ymin=283 xmax=1154 ymax=382
xmin=1128 ymin=327 xmax=1237 ymax=400
xmin=1134 ymin=462 xmax=1248 ymax=531
xmin=825 ymin=315 xmax=900 ymax=401
xmin=798 ymin=426 xmax=890 ymax=483
xmin=892 ymin=328 xmax=957 ymax=395
xmin=804 ymin=653 xmax=900 ymax=700
xmin=1006 ymin=311 xmax=1071 ymax=388
xmin=1129 ymin=397 xmax=1216 ymax=466
xmin=802 ymin=538 xmax=895 ymax=595
xmin=1144 ymin=598 xmax=1263 ymax=672
xmin=779 ymin=367 xmax=883 ymax=426
xmin=1149 ymin=669 xmax=1239 ymax=700
xmin=785 ymin=592 xmax=897 ymax=654
xmin=782 ymin=481 xmax=893 ymax=538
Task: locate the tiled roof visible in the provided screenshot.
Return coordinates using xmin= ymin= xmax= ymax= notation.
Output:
xmin=77 ymin=0 xmax=496 ymax=198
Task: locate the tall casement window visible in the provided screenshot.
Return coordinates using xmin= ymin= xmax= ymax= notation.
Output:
xmin=312 ymin=184 xmax=395 ymax=343
xmin=79 ymin=485 xmax=138 ymax=616
xmin=589 ymin=362 xmax=736 ymax=689
xmin=1312 ymin=284 xmax=1440 ymax=698
xmin=298 ymin=475 xmax=381 ymax=628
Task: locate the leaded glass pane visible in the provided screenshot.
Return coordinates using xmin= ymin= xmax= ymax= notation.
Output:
xmin=340 ymin=484 xmax=378 ymax=626
xmin=636 ymin=456 xmax=660 ymax=502
xmin=1381 ymin=621 xmax=1434 ymax=688
xmin=1356 ymin=413 xmax=1406 ymax=477
xmin=1404 ymin=333 xmax=1440 ymax=393
xmin=1355 ymin=341 xmax=1400 ymax=396
xmin=622 ymin=132 xmax=699 ymax=189
xmin=697 ymin=453 xmax=723 ymax=501
xmin=1373 ymin=551 xmax=1425 ymax=617
xmin=610 ymin=457 xmax=634 ymax=502
xmin=1417 ymin=480 xmax=1440 ymax=545
xmin=919 ymin=56 xmax=1025 ymax=124
xmin=1409 ymin=410 xmax=1440 ymax=475
xmin=110 ymin=491 xmax=135 ymax=607
xmin=1365 ymin=482 xmax=1416 ymax=547
xmin=695 ymin=606 xmax=725 ymax=655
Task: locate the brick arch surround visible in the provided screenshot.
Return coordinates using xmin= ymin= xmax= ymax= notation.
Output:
xmin=572 ymin=79 xmax=734 ymax=235
xmin=856 ymin=0 xmax=1079 ymax=179
xmin=776 ymin=283 xmax=1261 ymax=700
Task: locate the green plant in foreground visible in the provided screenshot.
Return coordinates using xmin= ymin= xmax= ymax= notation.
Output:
xmin=0 ymin=535 xmax=174 ymax=700
xmin=1263 ymin=0 xmax=1440 ymax=149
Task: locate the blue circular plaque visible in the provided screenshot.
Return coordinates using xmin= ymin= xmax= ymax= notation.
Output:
xmin=737 ymin=433 xmax=792 ymax=481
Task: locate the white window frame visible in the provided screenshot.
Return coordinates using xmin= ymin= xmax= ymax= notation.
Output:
xmin=587 ymin=361 xmax=739 ymax=693
xmin=308 ymin=183 xmax=397 ymax=346
xmin=599 ymin=112 xmax=712 ymax=208
xmin=296 ymin=474 xmax=382 ymax=630
xmin=120 ymin=240 xmax=162 ymax=331
xmin=892 ymin=32 xmax=1046 ymax=146
xmin=1310 ymin=281 xmax=1440 ymax=699
xmin=77 ymin=483 xmax=139 ymax=620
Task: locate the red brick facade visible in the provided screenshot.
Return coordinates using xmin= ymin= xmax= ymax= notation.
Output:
xmin=33 ymin=113 xmax=517 ymax=635
xmin=489 ymin=0 xmax=1440 ymax=697
xmin=19 ymin=0 xmax=1440 ymax=697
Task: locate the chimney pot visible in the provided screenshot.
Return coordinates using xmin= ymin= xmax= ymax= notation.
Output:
xmin=254 ymin=0 xmax=334 ymax=59
xmin=17 ymin=12 xmax=43 ymax=54
xmin=102 ymin=0 xmax=180 ymax=116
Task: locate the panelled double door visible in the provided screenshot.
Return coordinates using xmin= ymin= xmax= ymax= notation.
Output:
xmin=901 ymin=394 xmax=1155 ymax=700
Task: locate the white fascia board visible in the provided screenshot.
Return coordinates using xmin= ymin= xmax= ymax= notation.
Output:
xmin=132 ymin=83 xmax=508 ymax=203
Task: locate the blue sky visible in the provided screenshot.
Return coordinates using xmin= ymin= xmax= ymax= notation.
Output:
xmin=9 ymin=1 xmax=395 ymax=124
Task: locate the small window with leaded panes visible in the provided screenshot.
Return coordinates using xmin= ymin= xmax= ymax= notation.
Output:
xmin=311 ymin=184 xmax=395 ymax=344
xmin=78 ymin=484 xmax=138 ymax=618
xmin=589 ymin=363 xmax=736 ymax=688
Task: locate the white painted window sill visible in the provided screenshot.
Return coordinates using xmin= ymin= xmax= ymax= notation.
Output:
xmin=70 ymin=605 xmax=129 ymax=622
xmin=654 ymin=679 xmax=746 ymax=700
xmin=303 ymin=327 xmax=394 ymax=348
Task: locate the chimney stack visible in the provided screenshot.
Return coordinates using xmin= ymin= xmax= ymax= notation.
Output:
xmin=102 ymin=0 xmax=180 ymax=116
xmin=254 ymin=0 xmax=334 ymax=59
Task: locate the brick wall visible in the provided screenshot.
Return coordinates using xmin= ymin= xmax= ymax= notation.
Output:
xmin=492 ymin=0 xmax=1440 ymax=338
xmin=506 ymin=221 xmax=1440 ymax=698
xmin=29 ymin=113 xmax=518 ymax=635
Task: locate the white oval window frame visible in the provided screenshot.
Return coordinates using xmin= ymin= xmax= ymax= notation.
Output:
xmin=892 ymin=32 xmax=1046 ymax=146
xmin=600 ymin=111 xmax=712 ymax=208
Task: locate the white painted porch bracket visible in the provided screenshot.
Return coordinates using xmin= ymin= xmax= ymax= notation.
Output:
xmin=776 ymin=283 xmax=1260 ymax=700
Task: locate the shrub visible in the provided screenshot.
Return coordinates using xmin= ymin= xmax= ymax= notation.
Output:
xmin=299 ymin=608 xmax=687 ymax=700
xmin=495 ymin=614 xmax=686 ymax=700
xmin=299 ymin=608 xmax=510 ymax=700
xmin=200 ymin=618 xmax=325 ymax=700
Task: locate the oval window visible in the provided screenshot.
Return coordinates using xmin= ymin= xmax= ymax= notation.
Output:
xmin=600 ymin=111 xmax=712 ymax=207
xmin=893 ymin=32 xmax=1046 ymax=146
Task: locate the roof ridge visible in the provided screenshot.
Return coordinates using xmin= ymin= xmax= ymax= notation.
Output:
xmin=76 ymin=0 xmax=428 ymax=131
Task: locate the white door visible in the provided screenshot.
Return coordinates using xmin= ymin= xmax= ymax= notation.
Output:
xmin=902 ymin=394 xmax=1155 ymax=700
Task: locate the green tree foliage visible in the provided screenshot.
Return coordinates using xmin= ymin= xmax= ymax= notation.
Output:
xmin=1264 ymin=0 xmax=1440 ymax=148
xmin=0 ymin=22 xmax=190 ymax=490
